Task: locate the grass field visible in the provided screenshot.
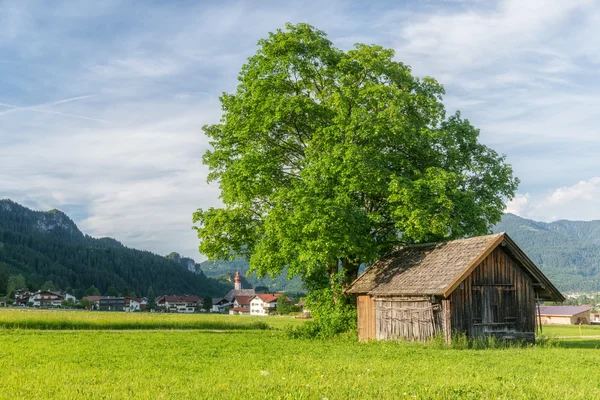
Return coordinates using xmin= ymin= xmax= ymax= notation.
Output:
xmin=0 ymin=310 xmax=599 ymax=399
xmin=0 ymin=309 xmax=303 ymax=330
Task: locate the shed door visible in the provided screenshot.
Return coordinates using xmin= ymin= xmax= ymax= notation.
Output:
xmin=357 ymin=295 xmax=376 ymax=341
xmin=472 ymin=285 xmax=516 ymax=336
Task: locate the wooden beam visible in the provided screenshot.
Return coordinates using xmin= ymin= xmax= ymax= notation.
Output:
xmin=442 ymin=299 xmax=452 ymax=345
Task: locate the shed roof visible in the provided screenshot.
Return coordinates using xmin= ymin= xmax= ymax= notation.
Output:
xmin=346 ymin=233 xmax=564 ymax=301
xmin=539 ymin=305 xmax=594 ymax=316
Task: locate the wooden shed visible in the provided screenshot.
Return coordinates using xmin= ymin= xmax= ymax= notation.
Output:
xmin=346 ymin=233 xmax=564 ymax=343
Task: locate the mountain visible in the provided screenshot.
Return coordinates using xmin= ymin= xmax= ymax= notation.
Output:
xmin=0 ymin=199 xmax=229 ymax=298
xmin=493 ymin=213 xmax=600 ymax=292
xmin=200 ymin=259 xmax=305 ymax=294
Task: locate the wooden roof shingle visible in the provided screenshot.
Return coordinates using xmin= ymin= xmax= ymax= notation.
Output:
xmin=346 ymin=233 xmax=564 ymax=301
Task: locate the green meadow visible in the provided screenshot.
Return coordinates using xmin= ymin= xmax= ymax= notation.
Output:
xmin=0 ymin=310 xmax=599 ymax=399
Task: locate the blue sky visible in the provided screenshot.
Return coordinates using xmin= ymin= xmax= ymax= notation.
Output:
xmin=2 ymin=0 xmax=600 ymax=260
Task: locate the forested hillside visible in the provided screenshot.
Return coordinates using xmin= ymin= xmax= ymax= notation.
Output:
xmin=493 ymin=213 xmax=600 ymax=292
xmin=201 ymin=259 xmax=305 ymax=294
xmin=0 ymin=199 xmax=229 ymax=298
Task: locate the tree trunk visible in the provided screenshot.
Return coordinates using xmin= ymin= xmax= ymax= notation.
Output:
xmin=341 ymin=258 xmax=359 ymax=292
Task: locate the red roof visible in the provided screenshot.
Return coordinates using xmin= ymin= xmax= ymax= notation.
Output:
xmin=234 ymin=295 xmax=253 ymax=306
xmin=253 ymin=293 xmax=290 ymax=303
xmin=158 ymin=295 xmax=200 ymax=303
xmin=84 ymin=296 xmax=106 ymax=302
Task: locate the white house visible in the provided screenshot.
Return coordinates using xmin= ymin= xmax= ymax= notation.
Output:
xmin=63 ymin=293 xmax=77 ymax=302
xmin=124 ymin=297 xmax=142 ymax=312
xmin=249 ymin=294 xmax=289 ymax=316
xmin=30 ymin=291 xmax=64 ymax=307
xmin=157 ymin=295 xmax=201 ymax=313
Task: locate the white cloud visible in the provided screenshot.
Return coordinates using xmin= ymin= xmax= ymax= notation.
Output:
xmin=509 ymin=178 xmax=600 ymax=222
xmin=505 ymin=194 xmax=530 ymax=216
xmin=3 ymin=0 xmax=600 ymax=261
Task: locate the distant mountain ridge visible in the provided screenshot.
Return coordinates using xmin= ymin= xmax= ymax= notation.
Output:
xmin=493 ymin=213 xmax=600 ymax=292
xmin=0 ymin=199 xmax=229 ymax=297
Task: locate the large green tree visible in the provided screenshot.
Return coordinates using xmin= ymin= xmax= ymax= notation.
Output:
xmin=194 ymin=23 xmax=518 ymax=292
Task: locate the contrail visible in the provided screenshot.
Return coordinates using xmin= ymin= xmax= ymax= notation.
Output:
xmin=28 ymin=108 xmax=113 ymax=124
xmin=0 ymin=95 xmax=111 ymax=123
xmin=0 ymin=95 xmax=96 ymax=116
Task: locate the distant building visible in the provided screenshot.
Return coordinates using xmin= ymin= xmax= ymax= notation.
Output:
xmin=0 ymin=301 xmax=6 ymax=307
xmin=211 ymin=297 xmax=231 ymax=313
xmin=156 ymin=295 xmax=201 ymax=313
xmin=250 ymin=293 xmax=290 ymax=316
xmin=14 ymin=289 xmax=34 ymax=305
xmin=223 ymin=271 xmax=255 ymax=302
xmin=124 ymin=297 xmax=142 ymax=312
xmin=539 ymin=305 xmax=595 ymax=325
xmin=98 ymin=297 xmax=125 ymax=312
xmin=30 ymin=291 xmax=64 ymax=307
xmin=591 ymin=312 xmax=600 ymax=325
xmin=84 ymin=296 xmax=106 ymax=310
xmin=229 ymin=307 xmax=250 ymax=315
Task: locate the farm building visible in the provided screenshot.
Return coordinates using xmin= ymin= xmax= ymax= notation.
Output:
xmin=346 ymin=233 xmax=564 ymax=343
xmin=538 ymin=305 xmax=594 ymax=325
xmin=99 ymin=297 xmax=125 ymax=312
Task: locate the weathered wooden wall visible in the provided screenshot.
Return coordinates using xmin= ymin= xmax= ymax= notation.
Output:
xmin=375 ymin=297 xmax=442 ymax=341
xmin=357 ymin=295 xmax=376 ymax=341
xmin=449 ymin=246 xmax=536 ymax=341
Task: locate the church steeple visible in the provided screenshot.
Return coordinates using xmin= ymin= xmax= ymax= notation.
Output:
xmin=234 ymin=271 xmax=242 ymax=290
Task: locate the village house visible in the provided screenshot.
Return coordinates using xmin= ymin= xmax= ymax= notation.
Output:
xmin=539 ymin=305 xmax=594 ymax=325
xmin=99 ymin=297 xmax=125 ymax=311
xmin=211 ymin=297 xmax=231 ymax=313
xmin=124 ymin=297 xmax=142 ymax=312
xmin=29 ymin=291 xmax=64 ymax=307
xmin=347 ymin=233 xmax=564 ymax=343
xmin=228 ymin=295 xmax=252 ymax=315
xmin=250 ymin=293 xmax=290 ymax=316
xmin=591 ymin=311 xmax=600 ymax=325
xmin=84 ymin=296 xmax=105 ymax=310
xmin=156 ymin=295 xmax=201 ymax=313
xmin=14 ymin=289 xmax=34 ymax=306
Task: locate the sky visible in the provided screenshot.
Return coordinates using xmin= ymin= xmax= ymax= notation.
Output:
xmin=1 ymin=0 xmax=600 ymax=260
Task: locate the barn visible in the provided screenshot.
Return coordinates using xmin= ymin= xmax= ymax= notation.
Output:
xmin=346 ymin=233 xmax=564 ymax=343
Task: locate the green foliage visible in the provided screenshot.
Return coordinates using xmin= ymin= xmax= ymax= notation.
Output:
xmin=194 ymin=22 xmax=518 ymax=294
xmin=0 ymin=199 xmax=228 ymax=297
xmin=106 ymin=286 xmax=119 ymax=297
xmin=86 ymin=285 xmax=101 ymax=296
xmin=146 ymin=287 xmax=156 ymax=311
xmin=78 ymin=298 xmax=91 ymax=309
xmin=40 ymin=280 xmax=56 ymax=291
xmin=0 ymin=265 xmax=8 ymax=296
xmin=7 ymin=274 xmax=25 ymax=294
xmin=287 ymin=281 xmax=357 ymax=339
xmin=276 ymin=292 xmax=291 ymax=315
xmin=202 ymin=296 xmax=213 ymax=311
xmin=61 ymin=298 xmax=77 ymax=309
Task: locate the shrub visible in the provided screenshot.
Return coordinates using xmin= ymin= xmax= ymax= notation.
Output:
xmin=285 ymin=282 xmax=356 ymax=339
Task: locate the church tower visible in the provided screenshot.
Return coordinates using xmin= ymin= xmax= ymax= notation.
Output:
xmin=234 ymin=271 xmax=242 ymax=291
